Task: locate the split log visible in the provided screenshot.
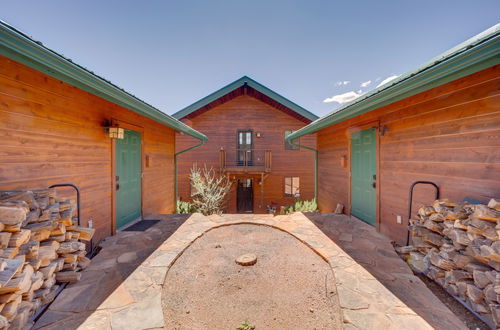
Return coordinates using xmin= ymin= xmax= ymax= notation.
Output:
xmin=41 ymin=285 xmax=59 ymax=305
xmin=2 ymin=224 xmax=22 ymax=233
xmin=488 ymin=198 xmax=500 ymax=212
xmin=0 ymin=265 xmax=34 ymax=295
xmin=39 ymin=261 xmax=57 ymax=280
xmin=8 ymin=230 xmax=31 ymax=248
xmin=77 ymin=256 xmax=91 ymax=270
xmin=66 ymin=226 xmax=95 ymax=242
xmin=0 ymin=233 xmax=11 ymax=249
xmin=467 ymin=284 xmax=485 ymax=304
xmin=445 ymin=270 xmax=472 ymax=283
xmin=0 ymin=259 xmax=23 ymax=288
xmin=1 ymin=294 xmax=21 ymax=320
xmin=474 ymin=270 xmax=492 ymax=289
xmin=55 ymin=271 xmax=81 ymax=283
xmin=10 ymin=305 xmax=30 ymax=329
xmin=41 ymin=274 xmax=55 ymax=290
xmin=56 ymin=241 xmax=85 ymax=254
xmin=0 ymin=315 xmax=8 ymax=328
xmin=444 ymin=228 xmax=470 ymax=246
xmin=38 ymin=246 xmax=57 ymax=267
xmin=50 ymin=223 xmax=66 ymax=237
xmin=429 ymin=250 xmax=457 ymax=270
xmin=0 ymin=204 xmax=28 ymax=226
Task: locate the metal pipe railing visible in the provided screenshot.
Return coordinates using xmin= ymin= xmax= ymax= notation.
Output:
xmin=406 ymin=181 xmax=440 ymax=245
xmin=48 ymin=183 xmax=80 ymax=226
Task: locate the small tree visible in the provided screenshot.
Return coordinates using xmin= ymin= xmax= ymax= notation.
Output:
xmin=190 ymin=165 xmax=232 ymax=215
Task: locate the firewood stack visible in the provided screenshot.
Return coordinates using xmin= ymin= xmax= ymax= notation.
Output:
xmin=0 ymin=189 xmax=94 ymax=329
xmin=401 ymin=198 xmax=500 ymax=328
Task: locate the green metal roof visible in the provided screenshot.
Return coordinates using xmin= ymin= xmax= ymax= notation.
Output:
xmin=0 ymin=21 xmax=207 ymax=142
xmin=286 ymin=24 xmax=500 ymax=143
xmin=172 ymin=76 xmax=318 ymax=121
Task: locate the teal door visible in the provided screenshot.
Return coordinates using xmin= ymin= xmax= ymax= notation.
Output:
xmin=351 ymin=128 xmax=377 ymax=225
xmin=116 ymin=129 xmax=142 ymax=229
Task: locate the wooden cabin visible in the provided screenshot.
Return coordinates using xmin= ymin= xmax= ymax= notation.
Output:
xmin=173 ymin=76 xmax=318 ymax=214
xmin=0 ymin=22 xmax=206 ymax=242
xmin=286 ymin=25 xmax=500 ymax=244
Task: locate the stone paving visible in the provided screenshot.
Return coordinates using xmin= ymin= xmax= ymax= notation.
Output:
xmin=33 ymin=212 xmax=466 ymax=330
xmin=304 ymin=213 xmax=467 ymax=330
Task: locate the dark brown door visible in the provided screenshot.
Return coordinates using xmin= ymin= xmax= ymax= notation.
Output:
xmin=237 ymin=178 xmax=253 ymax=213
xmin=237 ymin=130 xmax=253 ymax=166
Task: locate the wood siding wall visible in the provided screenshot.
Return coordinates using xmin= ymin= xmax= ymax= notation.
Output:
xmin=0 ymin=56 xmax=176 ymax=242
xmin=316 ymin=65 xmax=500 ymax=244
xmin=176 ymin=95 xmax=316 ymax=213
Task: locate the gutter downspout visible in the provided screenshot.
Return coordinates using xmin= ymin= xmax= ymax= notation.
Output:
xmin=174 ymin=137 xmax=207 ymax=207
xmin=290 ymin=140 xmax=318 ymax=200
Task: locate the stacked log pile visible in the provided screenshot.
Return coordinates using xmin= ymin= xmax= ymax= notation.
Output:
xmin=0 ymin=189 xmax=94 ymax=329
xmin=401 ymin=198 xmax=500 ymax=328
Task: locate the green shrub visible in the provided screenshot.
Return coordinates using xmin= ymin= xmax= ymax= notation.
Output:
xmin=284 ymin=198 xmax=318 ymax=214
xmin=176 ymin=200 xmax=195 ymax=214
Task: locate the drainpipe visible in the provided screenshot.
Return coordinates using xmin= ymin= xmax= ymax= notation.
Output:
xmin=174 ymin=139 xmax=206 ymax=203
xmin=290 ymin=141 xmax=318 ymax=200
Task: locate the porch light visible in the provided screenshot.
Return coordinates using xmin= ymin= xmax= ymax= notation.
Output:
xmin=107 ymin=126 xmax=124 ymax=139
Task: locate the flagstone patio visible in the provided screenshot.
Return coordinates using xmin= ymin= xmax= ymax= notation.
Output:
xmin=33 ymin=212 xmax=466 ymax=330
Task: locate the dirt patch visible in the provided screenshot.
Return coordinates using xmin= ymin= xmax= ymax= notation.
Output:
xmin=162 ymin=224 xmax=341 ymax=329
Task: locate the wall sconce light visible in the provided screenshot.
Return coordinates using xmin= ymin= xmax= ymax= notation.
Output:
xmin=256 ymin=132 xmax=262 ymax=138
xmin=108 ymin=127 xmax=124 ymax=139
xmin=103 ymin=120 xmax=124 ymax=139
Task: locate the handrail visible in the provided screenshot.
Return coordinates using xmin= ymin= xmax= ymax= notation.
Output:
xmin=48 ymin=183 xmax=80 ymax=226
xmin=406 ymin=181 xmax=440 ymax=245
xmin=219 ymin=148 xmax=272 ymax=171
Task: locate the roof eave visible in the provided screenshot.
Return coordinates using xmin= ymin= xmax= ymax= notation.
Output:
xmin=286 ymin=27 xmax=500 ymax=143
xmin=0 ymin=21 xmax=207 ymax=142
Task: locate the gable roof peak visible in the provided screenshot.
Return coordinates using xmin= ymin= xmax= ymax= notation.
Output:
xmin=172 ymin=76 xmax=318 ymax=122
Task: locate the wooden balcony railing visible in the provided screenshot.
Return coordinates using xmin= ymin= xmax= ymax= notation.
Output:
xmin=219 ymin=148 xmax=271 ymax=172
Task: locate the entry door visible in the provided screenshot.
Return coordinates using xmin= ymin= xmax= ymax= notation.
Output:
xmin=237 ymin=178 xmax=253 ymax=213
xmin=237 ymin=130 xmax=253 ymax=166
xmin=351 ymin=128 xmax=377 ymax=225
xmin=116 ymin=129 xmax=142 ymax=228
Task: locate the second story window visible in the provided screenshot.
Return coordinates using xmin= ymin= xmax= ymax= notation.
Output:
xmin=284 ymin=130 xmax=299 ymax=150
xmin=284 ymin=177 xmax=300 ymax=197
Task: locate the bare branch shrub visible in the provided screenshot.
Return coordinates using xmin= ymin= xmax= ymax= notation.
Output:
xmin=190 ymin=165 xmax=232 ymax=215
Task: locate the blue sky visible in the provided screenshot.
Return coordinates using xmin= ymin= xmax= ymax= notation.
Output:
xmin=2 ymin=1 xmax=499 ymax=117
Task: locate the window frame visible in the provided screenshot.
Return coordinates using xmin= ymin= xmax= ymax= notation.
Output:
xmin=284 ymin=176 xmax=300 ymax=197
xmin=284 ymin=130 xmax=299 ymax=150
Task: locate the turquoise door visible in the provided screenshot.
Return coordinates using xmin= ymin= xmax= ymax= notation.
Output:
xmin=116 ymin=129 xmax=142 ymax=229
xmin=351 ymin=128 xmax=377 ymax=225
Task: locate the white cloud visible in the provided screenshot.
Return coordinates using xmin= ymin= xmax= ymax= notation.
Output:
xmin=376 ymin=75 xmax=399 ymax=88
xmin=323 ymin=91 xmax=363 ymax=104
xmin=335 ymin=80 xmax=350 ymax=86
xmin=360 ymin=80 xmax=372 ymax=88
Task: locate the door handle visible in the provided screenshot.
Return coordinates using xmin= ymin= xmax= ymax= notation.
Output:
xmin=372 ymin=182 xmax=376 ymax=188
xmin=116 ymin=183 xmax=120 ymax=190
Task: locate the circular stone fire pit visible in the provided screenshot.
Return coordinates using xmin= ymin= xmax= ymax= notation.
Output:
xmin=162 ymin=224 xmax=341 ymax=329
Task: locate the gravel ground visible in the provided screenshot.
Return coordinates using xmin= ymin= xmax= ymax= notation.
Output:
xmin=162 ymin=224 xmax=341 ymax=329
xmin=415 ymin=274 xmax=490 ymax=330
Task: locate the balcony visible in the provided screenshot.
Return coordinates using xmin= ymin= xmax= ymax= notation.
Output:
xmin=219 ymin=148 xmax=271 ymax=173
